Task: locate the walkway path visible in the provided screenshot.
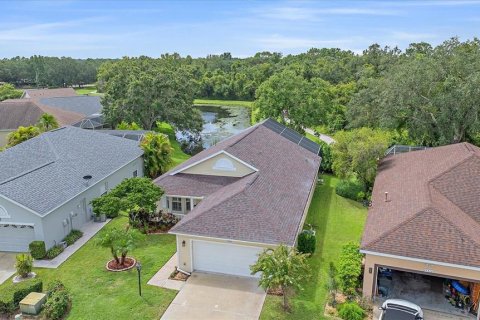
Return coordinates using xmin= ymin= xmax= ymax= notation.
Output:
xmin=147 ymin=253 xmax=185 ymax=291
xmin=305 ymin=127 xmax=335 ymax=145
xmin=34 ymin=219 xmax=109 ymax=269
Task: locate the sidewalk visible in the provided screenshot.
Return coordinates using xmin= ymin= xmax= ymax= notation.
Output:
xmin=34 ymin=219 xmax=110 ymax=269
xmin=147 ymin=253 xmax=185 ymax=291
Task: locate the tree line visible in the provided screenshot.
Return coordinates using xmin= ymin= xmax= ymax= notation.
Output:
xmin=0 ymin=56 xmax=109 ymax=87
xmin=2 ymin=37 xmax=480 ymax=149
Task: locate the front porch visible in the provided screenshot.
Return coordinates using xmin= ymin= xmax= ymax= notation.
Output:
xmin=160 ymin=195 xmax=203 ymax=219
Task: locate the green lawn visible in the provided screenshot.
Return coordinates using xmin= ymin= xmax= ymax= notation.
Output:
xmin=74 ymin=85 xmax=103 ymax=96
xmin=0 ymin=217 xmax=178 ymax=319
xmin=194 ymin=98 xmax=253 ymax=108
xmin=260 ymin=175 xmax=367 ymax=320
xmin=155 ymin=122 xmax=190 ymax=167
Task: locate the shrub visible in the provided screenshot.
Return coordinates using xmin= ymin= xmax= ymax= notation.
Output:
xmin=319 ymin=141 xmax=333 ymax=173
xmin=335 ymin=180 xmax=365 ymax=201
xmin=43 ymin=290 xmax=71 ymax=320
xmin=45 ymin=245 xmax=64 ymax=260
xmin=15 ymin=253 xmax=33 ymax=278
xmin=158 ymin=212 xmax=179 ymax=228
xmin=63 ymin=229 xmax=83 ymax=246
xmin=338 ymin=242 xmax=363 ymax=297
xmin=338 ymin=302 xmax=365 ymax=320
xmin=297 ymin=230 xmax=316 ymax=255
xmin=47 ymin=280 xmax=65 ymax=296
xmin=29 ymin=241 xmax=46 ymax=259
xmin=91 ymin=195 xmax=123 ymax=219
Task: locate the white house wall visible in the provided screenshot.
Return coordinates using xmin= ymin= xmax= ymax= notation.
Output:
xmin=0 ymin=197 xmax=44 ymax=240
xmin=41 ymin=156 xmax=143 ymax=249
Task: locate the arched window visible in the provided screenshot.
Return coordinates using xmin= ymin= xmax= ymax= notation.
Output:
xmin=0 ymin=206 xmax=10 ymax=219
xmin=212 ymin=158 xmax=236 ymax=172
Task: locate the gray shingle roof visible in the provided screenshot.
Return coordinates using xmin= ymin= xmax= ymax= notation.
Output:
xmin=156 ymin=120 xmax=321 ymax=246
xmin=0 ymin=126 xmax=143 ymax=216
xmin=40 ymin=96 xmax=103 ymax=116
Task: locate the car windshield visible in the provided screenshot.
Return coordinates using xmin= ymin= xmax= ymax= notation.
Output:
xmin=383 ymin=308 xmax=417 ymax=320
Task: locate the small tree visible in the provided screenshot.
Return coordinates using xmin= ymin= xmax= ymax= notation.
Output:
xmin=250 ymin=245 xmax=309 ymax=311
xmin=140 ymin=132 xmax=173 ymax=178
xmin=116 ymin=121 xmax=142 ymax=130
xmin=0 ymin=83 xmax=22 ymax=101
xmin=337 ymin=242 xmax=363 ymax=297
xmin=6 ymin=126 xmax=41 ymax=147
xmin=96 ymin=226 xmax=143 ymax=266
xmin=91 ymin=195 xmax=124 ymax=218
xmin=15 ymin=253 xmax=33 ymax=278
xmin=36 ymin=113 xmax=59 ymax=132
xmin=109 ymin=177 xmax=164 ymax=213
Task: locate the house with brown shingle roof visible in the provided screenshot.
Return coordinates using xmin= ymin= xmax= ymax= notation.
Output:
xmin=0 ymin=99 xmax=85 ymax=146
xmin=154 ymin=119 xmax=321 ymax=277
xmin=361 ymin=142 xmax=480 ymax=302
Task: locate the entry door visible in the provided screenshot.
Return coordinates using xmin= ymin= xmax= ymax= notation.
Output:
xmin=192 ymin=240 xmax=263 ymax=277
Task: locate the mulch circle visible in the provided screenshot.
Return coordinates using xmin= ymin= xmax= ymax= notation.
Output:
xmin=267 ymin=287 xmax=283 ymax=296
xmin=106 ymin=257 xmax=137 ymax=272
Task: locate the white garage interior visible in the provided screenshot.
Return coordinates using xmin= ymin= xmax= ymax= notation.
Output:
xmin=0 ymin=224 xmax=35 ymax=252
xmin=192 ymin=240 xmax=263 ymax=277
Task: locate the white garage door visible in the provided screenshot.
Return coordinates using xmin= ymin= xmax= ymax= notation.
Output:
xmin=0 ymin=225 xmax=35 ymax=252
xmin=192 ymin=240 xmax=264 ymax=277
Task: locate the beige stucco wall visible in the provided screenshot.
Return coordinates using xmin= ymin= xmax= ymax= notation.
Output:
xmin=181 ymin=153 xmax=255 ymax=177
xmin=174 ymin=234 xmax=273 ymax=273
xmin=362 ymin=253 xmax=480 ymax=298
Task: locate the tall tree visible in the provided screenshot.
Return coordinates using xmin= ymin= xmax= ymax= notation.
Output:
xmin=99 ymin=57 xmax=203 ymax=131
xmin=140 ymin=132 xmax=173 ymax=178
xmin=332 ymin=128 xmax=391 ymax=189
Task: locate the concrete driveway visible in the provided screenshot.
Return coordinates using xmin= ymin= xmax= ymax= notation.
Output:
xmin=161 ymin=272 xmax=266 ymax=320
xmin=0 ymin=252 xmax=16 ymax=285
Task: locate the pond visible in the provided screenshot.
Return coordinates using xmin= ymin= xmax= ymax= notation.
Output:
xmin=177 ymin=104 xmax=251 ymax=154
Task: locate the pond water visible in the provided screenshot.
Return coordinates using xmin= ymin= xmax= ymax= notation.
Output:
xmin=177 ymin=104 xmax=251 ymax=154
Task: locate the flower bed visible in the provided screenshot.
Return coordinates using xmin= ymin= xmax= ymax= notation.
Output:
xmin=106 ymin=257 xmax=137 ymax=272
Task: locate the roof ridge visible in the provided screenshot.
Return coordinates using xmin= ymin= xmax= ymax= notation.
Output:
xmin=363 ymin=206 xmax=432 ymax=249
xmin=225 ymin=122 xmax=262 ymax=149
xmin=0 ymin=161 xmax=55 ymax=185
xmin=428 ymin=153 xmax=476 ymax=190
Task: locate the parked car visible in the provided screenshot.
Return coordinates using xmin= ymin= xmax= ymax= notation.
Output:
xmin=379 ymin=299 xmax=423 ymax=320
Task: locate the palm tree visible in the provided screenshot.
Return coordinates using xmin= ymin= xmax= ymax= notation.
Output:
xmin=37 ymin=113 xmax=59 ymax=132
xmin=140 ymin=132 xmax=173 ymax=178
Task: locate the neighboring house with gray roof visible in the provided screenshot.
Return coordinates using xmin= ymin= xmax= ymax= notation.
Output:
xmin=39 ymin=96 xmax=102 ymax=116
xmin=154 ymin=119 xmax=321 ymax=277
xmin=0 ymin=126 xmax=144 ymax=252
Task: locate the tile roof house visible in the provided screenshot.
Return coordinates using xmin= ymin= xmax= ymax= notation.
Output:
xmin=361 ymin=142 xmax=480 ymax=298
xmin=0 ymin=126 xmax=144 ymax=252
xmin=154 ymin=119 xmax=321 ymax=277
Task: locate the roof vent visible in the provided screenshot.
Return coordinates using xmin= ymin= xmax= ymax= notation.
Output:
xmin=385 ymin=192 xmax=390 ymax=202
xmin=83 ymin=175 xmax=93 ymax=186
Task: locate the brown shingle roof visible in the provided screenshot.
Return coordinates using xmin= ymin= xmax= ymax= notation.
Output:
xmin=155 ymin=121 xmax=321 ymax=246
xmin=23 ymin=88 xmax=77 ymax=99
xmin=0 ymin=98 xmax=85 ymax=128
xmin=361 ymin=142 xmax=480 ymax=268
xmin=0 ymin=100 xmax=44 ymax=129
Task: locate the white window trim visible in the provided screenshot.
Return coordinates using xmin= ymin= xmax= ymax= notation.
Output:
xmin=169 ymin=150 xmax=258 ymax=175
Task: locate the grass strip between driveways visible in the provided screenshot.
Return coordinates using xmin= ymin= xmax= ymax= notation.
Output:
xmin=260 ymin=175 xmax=367 ymax=320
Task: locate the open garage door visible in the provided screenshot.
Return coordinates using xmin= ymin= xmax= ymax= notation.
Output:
xmin=376 ymin=268 xmax=478 ymax=319
xmin=192 ymin=240 xmax=263 ymax=277
xmin=0 ymin=224 xmax=35 ymax=252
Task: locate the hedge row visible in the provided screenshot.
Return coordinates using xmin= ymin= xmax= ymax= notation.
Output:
xmin=0 ymin=278 xmax=43 ymax=314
